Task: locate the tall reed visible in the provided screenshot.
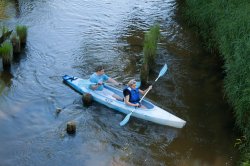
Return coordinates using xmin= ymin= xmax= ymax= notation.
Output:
xmin=143 ymin=24 xmax=160 ymax=69
xmin=182 ymin=0 xmax=250 ymax=164
xmin=16 ymin=25 xmax=27 ymax=45
xmin=0 ymin=42 xmax=13 ymax=70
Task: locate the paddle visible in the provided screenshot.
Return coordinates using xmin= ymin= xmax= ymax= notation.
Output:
xmin=81 ymin=82 xmax=141 ymax=89
xmin=63 ymin=75 xmax=141 ymax=88
xmin=140 ymin=63 xmax=168 ymax=102
xmin=119 ymin=64 xmax=168 ymax=126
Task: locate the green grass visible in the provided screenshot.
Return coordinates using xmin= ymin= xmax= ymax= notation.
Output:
xmin=0 ymin=42 xmax=13 ymax=62
xmin=16 ymin=25 xmax=27 ymax=44
xmin=143 ymin=24 xmax=160 ymax=68
xmin=182 ymin=0 xmax=250 ymax=164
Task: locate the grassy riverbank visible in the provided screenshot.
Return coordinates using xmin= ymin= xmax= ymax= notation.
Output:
xmin=180 ymin=0 xmax=250 ymax=164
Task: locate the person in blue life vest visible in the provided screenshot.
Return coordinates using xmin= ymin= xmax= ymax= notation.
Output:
xmin=123 ymin=79 xmax=152 ymax=108
xmin=89 ymin=65 xmax=123 ymax=100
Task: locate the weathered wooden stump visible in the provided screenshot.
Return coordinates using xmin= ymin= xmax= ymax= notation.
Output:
xmin=11 ymin=35 xmax=21 ymax=54
xmin=66 ymin=121 xmax=76 ymax=134
xmin=16 ymin=25 xmax=27 ymax=46
xmin=82 ymin=93 xmax=92 ymax=106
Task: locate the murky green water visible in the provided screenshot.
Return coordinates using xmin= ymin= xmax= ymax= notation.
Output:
xmin=0 ymin=0 xmax=238 ymax=165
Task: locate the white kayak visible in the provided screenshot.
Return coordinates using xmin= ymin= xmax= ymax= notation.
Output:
xmin=62 ymin=75 xmax=186 ymax=128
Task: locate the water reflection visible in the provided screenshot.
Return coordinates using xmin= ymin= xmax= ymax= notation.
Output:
xmin=0 ymin=0 xmax=17 ymax=19
xmin=14 ymin=0 xmax=20 ymax=17
xmin=0 ymin=71 xmax=13 ymax=94
xmin=0 ymin=0 xmax=8 ymax=19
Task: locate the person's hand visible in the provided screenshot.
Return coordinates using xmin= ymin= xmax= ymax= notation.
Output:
xmin=148 ymin=85 xmax=152 ymax=90
xmin=135 ymin=103 xmax=141 ymax=107
xmin=97 ymin=81 xmax=103 ymax=85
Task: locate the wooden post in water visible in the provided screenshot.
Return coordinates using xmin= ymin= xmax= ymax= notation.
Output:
xmin=66 ymin=121 xmax=76 ymax=135
xmin=16 ymin=25 xmax=28 ymax=46
xmin=11 ymin=34 xmax=21 ymax=55
xmin=82 ymin=93 xmax=93 ymax=106
xmin=140 ymin=24 xmax=160 ymax=86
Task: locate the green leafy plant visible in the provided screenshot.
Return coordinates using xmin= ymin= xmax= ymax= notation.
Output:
xmin=16 ymin=25 xmax=27 ymax=44
xmin=143 ymin=24 xmax=160 ymax=69
xmin=0 ymin=42 xmax=13 ymax=62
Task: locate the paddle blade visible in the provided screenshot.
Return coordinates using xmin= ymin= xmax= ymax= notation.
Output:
xmin=136 ymin=81 xmax=141 ymax=88
xmin=158 ymin=64 xmax=168 ymax=77
xmin=119 ymin=112 xmax=132 ymax=126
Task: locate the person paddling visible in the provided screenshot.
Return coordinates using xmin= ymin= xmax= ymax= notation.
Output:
xmin=89 ymin=65 xmax=123 ymax=101
xmin=123 ymin=79 xmax=152 ymax=108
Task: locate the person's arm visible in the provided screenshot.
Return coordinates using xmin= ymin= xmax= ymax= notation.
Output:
xmin=124 ymin=95 xmax=140 ymax=107
xmin=89 ymin=73 xmax=99 ymax=90
xmin=139 ymin=85 xmax=153 ymax=95
xmin=107 ymin=77 xmax=122 ymax=85
xmin=90 ymin=83 xmax=101 ymax=90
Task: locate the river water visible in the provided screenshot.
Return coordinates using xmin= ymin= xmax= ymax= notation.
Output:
xmin=0 ymin=0 xmax=238 ymax=165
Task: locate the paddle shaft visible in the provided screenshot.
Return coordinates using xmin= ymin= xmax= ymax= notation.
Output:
xmin=139 ymin=75 xmax=159 ymax=102
xmin=139 ymin=64 xmax=167 ymax=103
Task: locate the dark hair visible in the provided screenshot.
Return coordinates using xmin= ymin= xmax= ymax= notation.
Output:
xmin=95 ymin=65 xmax=104 ymax=72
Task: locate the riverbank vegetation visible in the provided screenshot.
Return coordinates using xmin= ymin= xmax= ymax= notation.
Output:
xmin=181 ymin=0 xmax=250 ymax=164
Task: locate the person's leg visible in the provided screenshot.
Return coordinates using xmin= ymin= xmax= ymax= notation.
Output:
xmin=112 ymin=94 xmax=123 ymax=101
xmin=101 ymin=88 xmax=123 ymax=101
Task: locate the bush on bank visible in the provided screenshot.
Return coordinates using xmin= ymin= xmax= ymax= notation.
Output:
xmin=181 ymin=0 xmax=250 ymax=164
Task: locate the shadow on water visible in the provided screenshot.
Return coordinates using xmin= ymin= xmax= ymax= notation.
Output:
xmin=14 ymin=0 xmax=20 ymax=17
xmin=0 ymin=71 xmax=13 ymax=95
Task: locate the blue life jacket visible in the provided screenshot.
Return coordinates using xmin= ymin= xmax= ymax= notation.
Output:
xmin=123 ymin=87 xmax=140 ymax=104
